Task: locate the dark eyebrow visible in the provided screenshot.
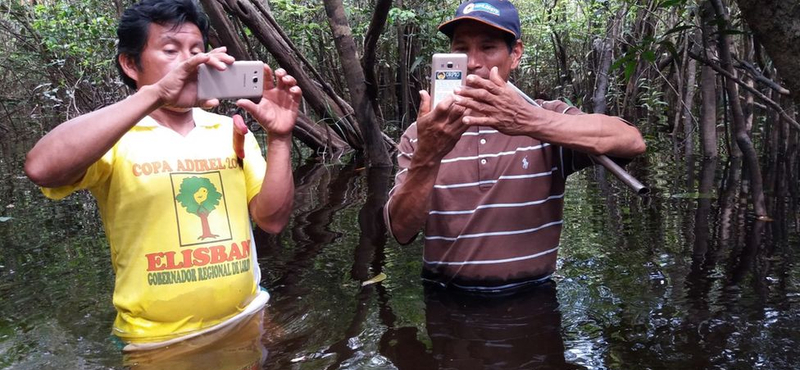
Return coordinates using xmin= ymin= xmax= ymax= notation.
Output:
xmin=478 ymin=35 xmax=500 ymax=44
xmin=160 ymin=34 xmax=177 ymax=42
xmin=158 ymin=35 xmax=203 ymax=49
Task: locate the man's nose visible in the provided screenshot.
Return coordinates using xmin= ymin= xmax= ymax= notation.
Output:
xmin=467 ymin=53 xmax=481 ymax=75
xmin=179 ymin=50 xmax=193 ymax=62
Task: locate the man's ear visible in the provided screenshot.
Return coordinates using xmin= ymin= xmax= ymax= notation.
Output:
xmin=118 ymin=54 xmax=140 ymax=87
xmin=511 ymin=40 xmax=524 ymax=69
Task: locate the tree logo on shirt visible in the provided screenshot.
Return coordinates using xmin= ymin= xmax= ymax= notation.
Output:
xmin=175 ymin=176 xmax=223 ymax=240
xmin=170 ymin=171 xmax=233 ymax=247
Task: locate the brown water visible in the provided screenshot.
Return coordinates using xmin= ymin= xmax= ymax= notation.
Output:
xmin=1 ymin=138 xmax=798 ymax=369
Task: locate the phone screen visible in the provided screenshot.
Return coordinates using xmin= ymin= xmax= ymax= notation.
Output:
xmin=430 ymin=53 xmax=467 ymax=109
xmin=433 ymin=70 xmax=463 ymax=108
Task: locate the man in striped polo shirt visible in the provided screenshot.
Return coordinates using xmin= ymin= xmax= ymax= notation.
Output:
xmin=384 ymin=0 xmax=646 ymax=293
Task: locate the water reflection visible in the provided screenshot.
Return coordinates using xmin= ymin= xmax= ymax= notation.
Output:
xmin=311 ymin=167 xmax=391 ymax=370
xmin=422 ymin=283 xmax=574 ymax=370
xmin=123 ymin=310 xmax=267 ymax=370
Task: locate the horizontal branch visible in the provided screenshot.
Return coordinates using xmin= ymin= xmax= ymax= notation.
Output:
xmin=689 ymin=51 xmax=800 ymax=131
xmin=734 ymin=57 xmax=791 ymax=96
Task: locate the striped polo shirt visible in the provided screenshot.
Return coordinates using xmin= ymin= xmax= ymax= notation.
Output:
xmin=385 ymin=99 xmax=595 ymax=293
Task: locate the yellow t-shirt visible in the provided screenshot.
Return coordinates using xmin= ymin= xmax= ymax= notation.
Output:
xmin=43 ymin=108 xmax=267 ymax=343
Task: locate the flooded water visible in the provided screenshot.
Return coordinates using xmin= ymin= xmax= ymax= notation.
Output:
xmin=1 ymin=136 xmax=798 ymax=370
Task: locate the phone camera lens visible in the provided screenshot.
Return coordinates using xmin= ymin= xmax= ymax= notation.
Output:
xmin=446 ymin=62 xmax=454 ymax=68
xmin=252 ymin=77 xmax=259 ymax=83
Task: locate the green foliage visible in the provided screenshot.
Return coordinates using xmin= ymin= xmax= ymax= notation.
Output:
xmin=175 ymin=177 xmax=222 ymax=215
xmin=0 ymin=0 xmax=780 ymax=165
xmin=270 ymin=0 xmax=324 ymax=34
xmin=636 ymin=77 xmax=668 ymax=123
xmin=30 ymin=2 xmax=116 ymax=75
xmin=1 ymin=0 xmax=124 ymax=136
xmin=388 ymin=8 xmax=418 ymax=25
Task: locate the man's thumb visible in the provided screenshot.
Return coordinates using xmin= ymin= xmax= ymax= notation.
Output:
xmin=489 ymin=66 xmax=505 ymax=86
xmin=232 ymin=114 xmax=248 ymax=159
xmin=418 ymin=90 xmax=432 ymax=117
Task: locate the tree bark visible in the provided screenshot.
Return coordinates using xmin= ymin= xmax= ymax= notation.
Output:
xmin=199 ymin=0 xmax=351 ymax=158
xmin=699 ymin=63 xmax=718 ymax=158
xmin=198 ymin=0 xmax=248 ymax=60
xmin=710 ymin=0 xmax=768 ymax=218
xmin=323 ymin=0 xmax=392 ymax=168
xmin=362 ymin=0 xmax=393 ymax=118
xmin=733 ymin=0 xmax=800 ymax=105
xmin=682 ymin=54 xmax=698 ymax=159
xmin=216 ymin=0 xmax=365 ymax=148
xmin=293 ymin=113 xmax=352 ymax=161
xmin=546 ymin=1 xmax=572 ymax=98
xmin=396 ymin=0 xmax=410 ymax=130
xmin=689 ymin=50 xmax=800 ymax=131
xmin=621 ymin=0 xmax=657 ymax=118
xmin=591 ymin=6 xmax=626 ymax=115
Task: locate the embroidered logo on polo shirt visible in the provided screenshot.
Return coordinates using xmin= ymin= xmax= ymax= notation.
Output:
xmin=463 ymin=3 xmax=501 ymax=16
xmin=522 ymin=156 xmax=530 ymax=169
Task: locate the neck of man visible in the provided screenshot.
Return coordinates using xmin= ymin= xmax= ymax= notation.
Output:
xmin=149 ymin=107 xmax=196 ymax=136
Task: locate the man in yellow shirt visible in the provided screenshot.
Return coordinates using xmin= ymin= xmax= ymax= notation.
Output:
xmin=24 ymin=0 xmax=300 ymax=347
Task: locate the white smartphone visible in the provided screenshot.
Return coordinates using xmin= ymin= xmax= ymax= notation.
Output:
xmin=197 ymin=60 xmax=264 ymax=101
xmin=430 ymin=53 xmax=467 ymax=108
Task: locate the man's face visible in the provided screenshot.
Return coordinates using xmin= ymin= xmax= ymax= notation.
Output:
xmin=128 ymin=22 xmax=205 ymax=109
xmin=450 ymin=20 xmax=522 ymax=81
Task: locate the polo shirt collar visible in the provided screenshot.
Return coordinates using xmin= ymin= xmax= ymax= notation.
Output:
xmin=136 ymin=108 xmax=219 ymax=128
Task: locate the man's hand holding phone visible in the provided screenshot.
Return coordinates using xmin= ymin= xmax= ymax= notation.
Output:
xmin=411 ymin=53 xmax=472 ymax=162
xmin=453 ymin=66 xmax=534 ymax=137
xmin=198 ymin=60 xmax=264 ymax=103
xmin=149 ymin=46 xmax=234 ymax=109
xmin=235 ymin=65 xmax=302 ymax=141
xmin=191 ymin=57 xmax=300 ymax=156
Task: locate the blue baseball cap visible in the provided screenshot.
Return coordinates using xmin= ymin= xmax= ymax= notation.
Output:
xmin=438 ymin=0 xmax=521 ymax=40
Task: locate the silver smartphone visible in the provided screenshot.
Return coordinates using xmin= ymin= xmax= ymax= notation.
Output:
xmin=430 ymin=53 xmax=468 ymax=108
xmin=197 ymin=61 xmax=264 ymax=101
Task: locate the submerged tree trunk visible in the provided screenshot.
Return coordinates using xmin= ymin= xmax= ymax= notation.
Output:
xmin=710 ymin=0 xmax=768 ymax=218
xmin=323 ymin=0 xmax=392 ymax=168
xmin=682 ymin=56 xmax=698 ymax=159
xmin=698 ymin=1 xmax=718 ymax=159
xmin=699 ymin=64 xmax=718 ymax=159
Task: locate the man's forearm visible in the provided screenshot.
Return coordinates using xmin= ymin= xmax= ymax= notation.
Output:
xmin=388 ymin=158 xmax=442 ymax=244
xmin=523 ymin=108 xmax=646 ymax=158
xmin=25 ymin=85 xmax=163 ymax=187
xmin=250 ymin=136 xmax=294 ymax=234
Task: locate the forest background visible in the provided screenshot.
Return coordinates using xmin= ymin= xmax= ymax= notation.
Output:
xmin=1 ymin=0 xmax=799 ymax=219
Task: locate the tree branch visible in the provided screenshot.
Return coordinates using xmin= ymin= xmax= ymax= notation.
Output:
xmin=689 ymin=51 xmax=800 ymax=131
xmin=733 ymin=56 xmax=791 ymax=96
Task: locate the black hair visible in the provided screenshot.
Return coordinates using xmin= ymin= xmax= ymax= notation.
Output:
xmin=115 ymin=0 xmax=210 ymax=89
xmin=502 ymin=33 xmax=518 ymax=54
